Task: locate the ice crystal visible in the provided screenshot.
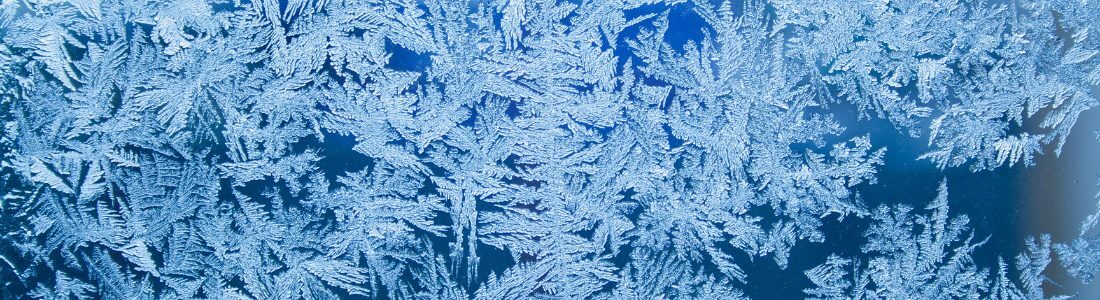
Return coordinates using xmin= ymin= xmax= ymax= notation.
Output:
xmin=0 ymin=0 xmax=1097 ymax=298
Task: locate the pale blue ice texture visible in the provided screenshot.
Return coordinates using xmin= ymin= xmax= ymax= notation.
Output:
xmin=0 ymin=0 xmax=1099 ymax=299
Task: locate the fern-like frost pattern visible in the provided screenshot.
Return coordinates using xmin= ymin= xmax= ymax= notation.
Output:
xmin=0 ymin=0 xmax=1098 ymax=298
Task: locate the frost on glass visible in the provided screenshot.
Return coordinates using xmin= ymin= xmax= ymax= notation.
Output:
xmin=0 ymin=0 xmax=1097 ymax=299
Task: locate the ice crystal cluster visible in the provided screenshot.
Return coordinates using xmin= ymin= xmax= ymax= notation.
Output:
xmin=0 ymin=0 xmax=1099 ymax=298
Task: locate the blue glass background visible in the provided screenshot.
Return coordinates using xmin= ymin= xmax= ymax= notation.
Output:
xmin=0 ymin=0 xmax=1098 ymax=298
